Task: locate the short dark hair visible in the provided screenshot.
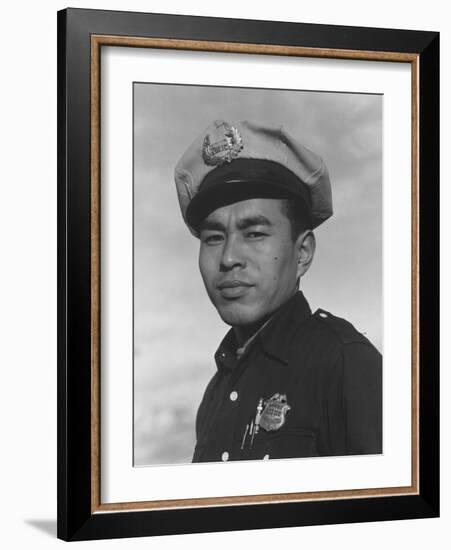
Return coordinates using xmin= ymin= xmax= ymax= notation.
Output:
xmin=279 ymin=198 xmax=312 ymax=241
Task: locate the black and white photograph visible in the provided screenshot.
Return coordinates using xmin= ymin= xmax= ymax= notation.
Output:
xmin=133 ymin=83 xmax=383 ymax=466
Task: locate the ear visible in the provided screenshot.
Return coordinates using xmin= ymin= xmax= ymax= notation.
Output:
xmin=295 ymin=230 xmax=316 ymax=279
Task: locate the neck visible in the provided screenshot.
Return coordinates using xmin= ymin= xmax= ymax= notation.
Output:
xmin=233 ymin=317 xmax=270 ymax=348
xmin=233 ymin=289 xmax=299 ymax=348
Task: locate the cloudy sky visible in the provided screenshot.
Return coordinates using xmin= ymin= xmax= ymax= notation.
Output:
xmin=133 ymin=83 xmax=382 ymax=465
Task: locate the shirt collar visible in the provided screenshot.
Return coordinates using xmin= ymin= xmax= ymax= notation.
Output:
xmin=214 ymin=290 xmax=312 ymax=371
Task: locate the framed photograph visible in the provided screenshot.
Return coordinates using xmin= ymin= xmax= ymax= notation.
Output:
xmin=57 ymin=8 xmax=439 ymax=541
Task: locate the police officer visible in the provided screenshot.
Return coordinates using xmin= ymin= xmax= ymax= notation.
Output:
xmin=174 ymin=119 xmax=382 ymax=463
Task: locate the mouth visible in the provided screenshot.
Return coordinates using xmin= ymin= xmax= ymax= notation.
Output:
xmin=216 ymin=280 xmax=254 ymax=299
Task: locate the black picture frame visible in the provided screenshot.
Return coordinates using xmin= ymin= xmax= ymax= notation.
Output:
xmin=57 ymin=7 xmax=439 ymax=541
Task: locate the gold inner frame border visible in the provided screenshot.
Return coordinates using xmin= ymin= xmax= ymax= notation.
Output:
xmin=90 ymin=34 xmax=420 ymax=514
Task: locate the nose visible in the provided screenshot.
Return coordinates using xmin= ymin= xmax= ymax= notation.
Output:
xmin=220 ymin=235 xmax=246 ymax=271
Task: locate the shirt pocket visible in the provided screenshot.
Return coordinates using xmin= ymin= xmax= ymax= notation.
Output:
xmin=248 ymin=428 xmax=318 ymax=460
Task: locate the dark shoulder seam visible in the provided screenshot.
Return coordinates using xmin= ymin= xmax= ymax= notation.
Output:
xmin=313 ymin=308 xmax=374 ymax=346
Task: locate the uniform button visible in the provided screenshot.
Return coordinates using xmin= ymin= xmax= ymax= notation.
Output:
xmin=229 ymin=391 xmax=238 ymax=402
xmin=319 ymin=312 xmax=328 ymax=318
xmin=221 ymin=352 xmax=226 ymax=358
xmin=221 ymin=451 xmax=229 ymax=461
xmin=263 ymin=454 xmax=270 ymax=460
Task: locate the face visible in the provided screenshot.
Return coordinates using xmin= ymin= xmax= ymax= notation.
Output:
xmin=198 ymin=198 xmax=306 ymax=328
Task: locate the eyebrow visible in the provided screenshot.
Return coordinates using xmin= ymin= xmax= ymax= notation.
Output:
xmin=236 ymin=215 xmax=273 ymax=231
xmin=199 ymin=215 xmax=273 ymax=232
xmin=199 ymin=220 xmax=226 ymax=232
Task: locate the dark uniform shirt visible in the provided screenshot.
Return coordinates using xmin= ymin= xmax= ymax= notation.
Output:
xmin=192 ymin=291 xmax=382 ymax=463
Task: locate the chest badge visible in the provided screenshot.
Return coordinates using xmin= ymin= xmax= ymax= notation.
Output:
xmin=259 ymin=393 xmax=291 ymax=432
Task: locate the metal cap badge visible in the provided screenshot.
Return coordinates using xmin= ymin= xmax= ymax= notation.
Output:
xmin=202 ymin=121 xmax=244 ymax=166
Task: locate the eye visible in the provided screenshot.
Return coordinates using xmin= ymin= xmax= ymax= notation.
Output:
xmin=202 ymin=233 xmax=224 ymax=245
xmin=245 ymin=231 xmax=267 ymax=239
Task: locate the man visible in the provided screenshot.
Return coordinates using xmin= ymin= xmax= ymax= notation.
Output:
xmin=174 ymin=119 xmax=382 ymax=463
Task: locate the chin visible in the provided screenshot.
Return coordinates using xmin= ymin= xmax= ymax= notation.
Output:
xmin=215 ymin=301 xmax=264 ymax=327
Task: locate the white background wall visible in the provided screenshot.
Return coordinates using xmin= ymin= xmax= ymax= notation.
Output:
xmin=0 ymin=0 xmax=448 ymax=548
